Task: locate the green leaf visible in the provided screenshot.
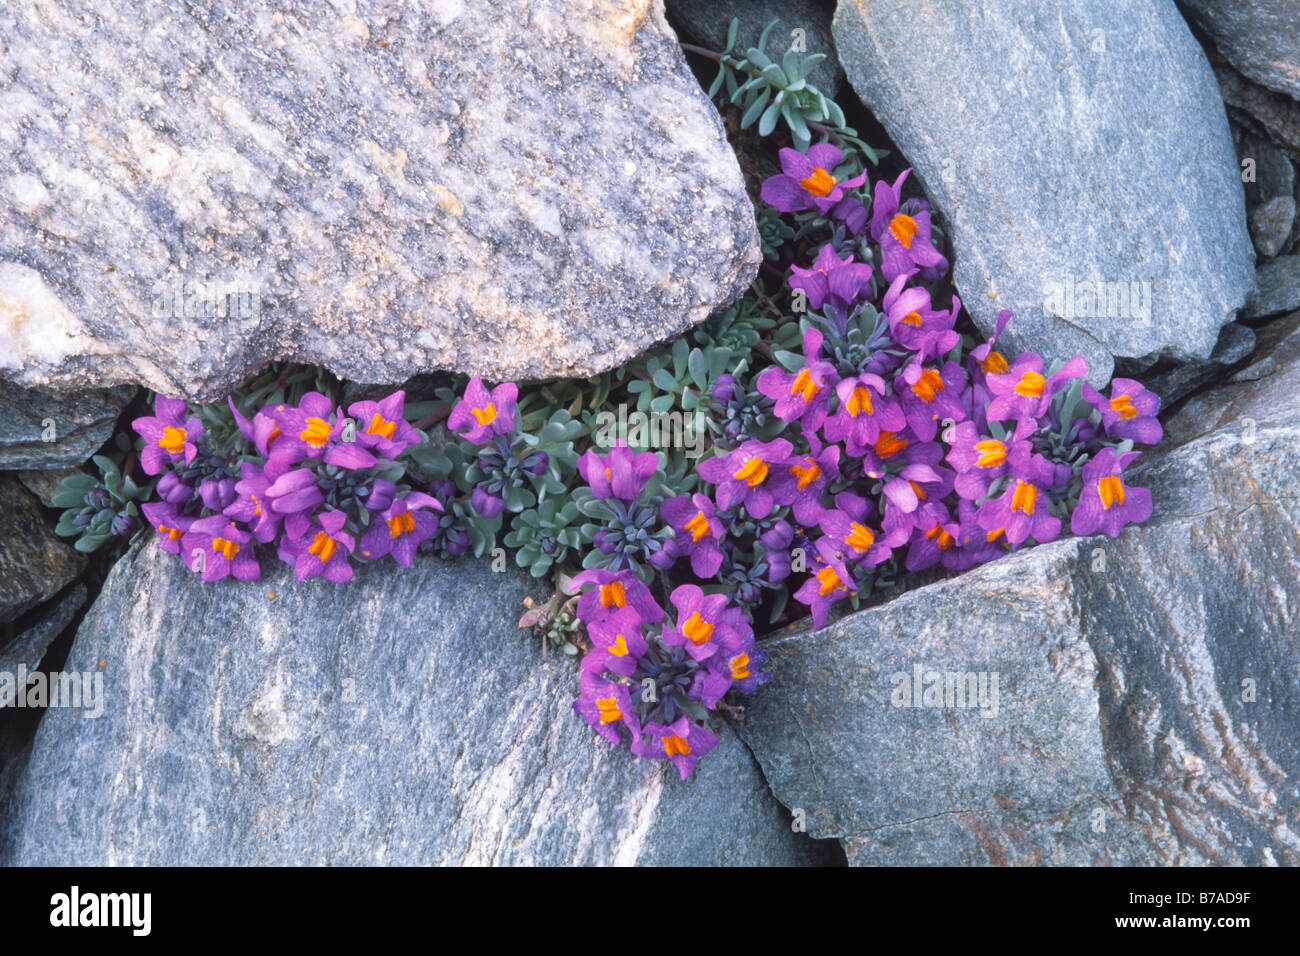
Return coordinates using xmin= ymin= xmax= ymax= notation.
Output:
xmin=758 ymin=94 xmax=783 ymax=137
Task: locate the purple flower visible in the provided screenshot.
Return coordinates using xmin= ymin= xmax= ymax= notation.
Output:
xmin=768 ymin=439 xmax=839 ymax=526
xmin=1070 ymin=448 xmax=1152 ymax=538
xmin=157 ymin=470 xmax=195 ymax=505
xmin=756 ymin=329 xmax=837 ymax=432
xmin=896 ymin=360 xmax=967 ymax=442
xmin=578 ymin=444 xmax=659 ymax=500
xmin=820 ymin=506 xmax=893 ymax=568
xmin=448 ymin=377 xmax=517 ymax=444
xmin=824 ymin=373 xmax=906 ymax=454
xmin=358 ymin=492 xmax=443 ymax=567
xmin=632 ymin=716 xmax=718 ymax=780
xmin=269 ymin=392 xmax=343 ymax=468
xmin=572 ymin=569 xmax=665 ymax=628
xmin=697 ymin=438 xmax=793 ymax=519
xmin=904 ymin=503 xmax=969 ymax=572
xmin=264 ymin=467 xmax=323 ymax=539
xmin=180 ymin=516 xmax=259 ymax=582
xmin=792 ymin=536 xmax=856 ymax=629
xmin=788 ymin=244 xmax=873 ymax=312
xmin=347 ymin=390 xmax=422 ymax=458
xmin=660 ymin=492 xmax=725 ymax=577
xmin=986 ymin=353 xmax=1089 ymax=423
xmin=946 ymin=419 xmax=1034 ymax=500
xmin=976 ymin=454 xmax=1062 ymax=547
xmin=223 ymin=463 xmax=281 ymax=543
xmin=198 ymin=476 xmax=236 ymax=512
xmin=585 ymin=606 xmax=650 ymax=667
xmin=882 ymin=272 xmax=960 ymax=359
xmin=132 ymin=395 xmax=202 ymax=476
xmin=1083 ymin=378 xmax=1163 ymax=445
xmin=278 ymin=509 xmax=356 ymax=583
xmin=141 ymin=501 xmax=194 ymax=556
xmin=660 ymin=584 xmax=748 ymax=662
xmin=760 ymin=143 xmax=867 ymax=217
xmin=870 ymin=169 xmax=947 ymax=283
xmin=573 ymin=671 xmax=643 ymax=747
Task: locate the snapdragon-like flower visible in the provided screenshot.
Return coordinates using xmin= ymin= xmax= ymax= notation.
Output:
xmin=870 ymin=169 xmax=947 ymax=282
xmin=985 ymin=353 xmax=1089 ymax=423
xmin=268 ymin=392 xmax=344 ymax=469
xmin=659 ymin=492 xmax=725 ymax=577
xmin=359 ymin=492 xmax=444 ymax=567
xmin=660 ymin=584 xmax=748 ymax=663
xmin=761 ymin=144 xmax=867 ymax=218
xmin=133 ymin=395 xmax=202 ymax=475
xmin=347 ymin=390 xmax=422 ymax=458
xmin=181 ymin=515 xmax=259 ymax=582
xmin=222 ymin=463 xmax=281 ymax=543
xmin=578 ymin=444 xmax=659 ymax=501
xmin=788 ymin=244 xmax=873 ymax=312
xmin=768 ymin=439 xmax=839 ymax=526
xmin=824 ymin=373 xmax=906 ymax=454
xmin=792 ymin=536 xmax=856 ymax=629
xmin=756 ymin=329 xmax=837 ymax=432
xmin=975 ymin=453 xmax=1062 ymax=547
xmin=141 ymin=501 xmax=193 ymax=556
xmin=448 ymin=377 xmax=517 ymax=444
xmin=279 ymin=509 xmax=356 ymax=583
xmin=632 ymin=716 xmax=719 ymax=780
xmin=946 ymin=419 xmax=1034 ymax=500
xmin=571 ymin=568 xmax=664 ymax=628
xmin=573 ymin=671 xmax=642 ymax=747
xmin=1083 ymin=378 xmax=1163 ymax=445
xmin=1070 ymin=448 xmax=1152 ymax=538
xmin=698 ymin=438 xmax=793 ymax=519
xmin=882 ymin=272 xmax=960 ymax=360
xmin=896 ymin=360 xmax=967 ymax=442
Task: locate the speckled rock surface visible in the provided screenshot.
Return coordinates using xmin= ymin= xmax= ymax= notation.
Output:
xmin=0 ymin=545 xmax=831 ymax=866
xmin=0 ymin=0 xmax=759 ymax=402
xmin=734 ymin=317 xmax=1300 ymax=865
xmin=1245 ymin=254 xmax=1300 ymax=318
xmin=0 ymin=381 xmax=132 ymax=469
xmin=832 ymin=0 xmax=1254 ymax=386
xmin=1182 ymin=0 xmax=1300 ymax=101
xmin=0 ymin=477 xmax=85 ymax=625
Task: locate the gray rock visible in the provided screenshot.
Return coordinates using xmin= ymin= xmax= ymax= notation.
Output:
xmin=0 ymin=0 xmax=759 ymax=402
xmin=15 ymin=468 xmax=82 ymax=509
xmin=0 ymin=545 xmax=830 ymax=866
xmin=0 ymin=477 xmax=85 ymax=625
xmin=1217 ymin=59 xmax=1300 ymax=155
xmin=1250 ymin=196 xmax=1297 ymax=258
xmin=667 ymin=0 xmax=843 ymax=96
xmin=0 ymin=381 xmax=132 ymax=470
xmin=1 ymin=585 xmax=87 ymax=708
xmin=832 ymin=0 xmax=1255 ymax=386
xmin=1129 ymin=320 xmax=1255 ymax=405
xmin=735 ymin=317 xmax=1300 ymax=864
xmin=1244 ymin=254 xmax=1300 ymax=317
xmin=1182 ymin=0 xmax=1300 ymax=100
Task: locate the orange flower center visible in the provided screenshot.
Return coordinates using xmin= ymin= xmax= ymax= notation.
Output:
xmin=159 ymin=426 xmax=187 ymax=454
xmin=799 ymin=166 xmax=836 ymax=197
xmin=1110 ymin=395 xmax=1138 ymax=420
xmin=307 ymin=531 xmax=336 ymax=563
xmin=874 ymin=431 xmax=908 ymax=458
xmin=846 ymin=522 xmax=875 ymax=553
xmin=889 ymin=213 xmax=919 ymax=248
xmin=600 ymin=580 xmax=627 ymax=609
xmin=387 ymin=510 xmax=416 ymax=538
xmin=367 ymin=413 xmax=397 ymax=440
xmin=301 ymin=417 xmax=333 ymax=448
xmin=1011 ymin=480 xmax=1037 ymax=515
xmin=816 ymin=565 xmax=845 ymax=595
xmin=1014 ymin=370 xmax=1046 ymax=397
xmin=472 ymin=403 xmax=497 ymax=426
xmin=911 ymin=368 xmax=945 ymax=402
xmin=790 ymin=368 xmax=819 ymax=401
xmin=733 ymin=457 xmax=769 ymax=487
xmin=211 ymin=536 xmax=240 ymax=560
xmin=684 ymin=511 xmax=711 ymax=542
xmin=729 ymin=653 xmax=752 ymax=681
xmin=663 ymin=734 xmax=691 ymax=757
xmin=901 ymin=310 xmax=924 ymax=327
xmin=682 ymin=612 xmax=714 ymax=645
xmin=596 ymin=697 xmax=623 ymax=724
xmin=974 ymin=439 xmax=1006 ymax=468
xmin=609 ymin=634 xmax=629 ymax=657
xmin=1098 ymin=474 xmax=1126 ymax=510
xmin=925 ymin=523 xmax=955 ymax=549
xmin=981 ymin=351 xmax=1009 ymax=375
xmin=159 ymin=524 xmax=182 ymax=541
xmin=846 ymin=385 xmax=874 ymax=417
xmin=910 ymin=480 xmax=928 ymax=501
xmin=790 ymin=458 xmax=821 ymax=489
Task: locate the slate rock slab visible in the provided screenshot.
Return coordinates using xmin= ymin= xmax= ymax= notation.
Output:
xmin=0 ymin=545 xmax=828 ymax=866
xmin=0 ymin=477 xmax=85 ymax=625
xmin=1182 ymin=0 xmax=1300 ymax=101
xmin=735 ymin=317 xmax=1300 ymax=864
xmin=832 ymin=0 xmax=1254 ymax=386
xmin=0 ymin=0 xmax=759 ymax=401
xmin=0 ymin=381 xmax=132 ymax=470
xmin=1244 ymin=254 xmax=1300 ymax=318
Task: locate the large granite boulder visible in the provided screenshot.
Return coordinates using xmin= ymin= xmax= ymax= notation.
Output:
xmin=0 ymin=0 xmax=759 ymax=401
xmin=1182 ymin=0 xmax=1300 ymax=101
xmin=734 ymin=314 xmax=1300 ymax=865
xmin=0 ymin=477 xmax=85 ymax=625
xmin=0 ymin=545 xmax=829 ymax=866
xmin=832 ymin=0 xmax=1255 ymax=386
